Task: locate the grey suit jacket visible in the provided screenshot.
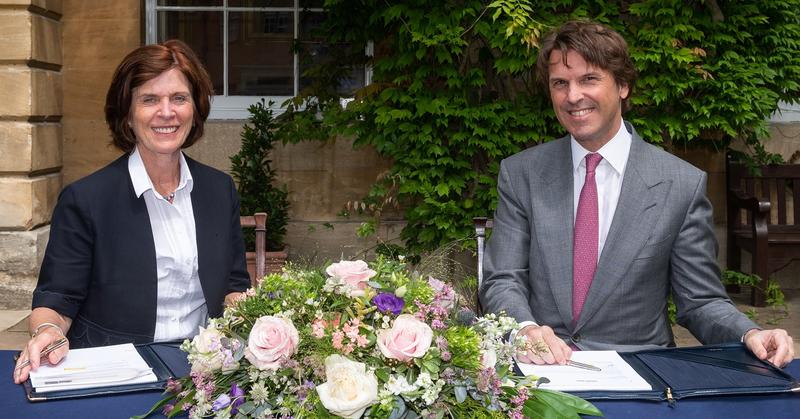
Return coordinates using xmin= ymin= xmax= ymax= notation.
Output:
xmin=479 ymin=123 xmax=757 ymax=351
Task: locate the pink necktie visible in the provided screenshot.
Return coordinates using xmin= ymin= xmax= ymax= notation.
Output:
xmin=572 ymin=153 xmax=603 ymax=324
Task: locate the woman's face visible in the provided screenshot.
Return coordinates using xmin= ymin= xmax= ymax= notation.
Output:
xmin=130 ymin=67 xmax=195 ymax=159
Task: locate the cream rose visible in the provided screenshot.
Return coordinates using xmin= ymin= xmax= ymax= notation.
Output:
xmin=317 ymin=355 xmax=378 ymax=418
xmin=326 ymin=260 xmax=377 ymax=297
xmin=377 ymin=314 xmax=433 ymax=362
xmin=189 ymin=326 xmax=225 ymax=374
xmin=244 ymin=316 xmax=299 ymax=370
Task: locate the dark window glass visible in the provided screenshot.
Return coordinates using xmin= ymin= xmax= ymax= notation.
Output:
xmin=298 ymin=11 xmax=364 ymax=95
xmin=228 ymin=11 xmax=293 ymax=95
xmin=158 ymin=11 xmax=225 ymax=95
xmin=158 ymin=0 xmax=223 ymax=6
xmin=228 ymin=0 xmax=294 ymax=7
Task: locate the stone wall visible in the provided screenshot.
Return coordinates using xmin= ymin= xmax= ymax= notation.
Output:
xmin=0 ymin=0 xmax=63 ymax=309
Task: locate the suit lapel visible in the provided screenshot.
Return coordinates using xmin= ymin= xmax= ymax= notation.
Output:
xmin=575 ymin=131 xmax=670 ymax=329
xmin=188 ymin=158 xmax=213 ymax=300
xmin=532 ymin=137 xmax=575 ymax=328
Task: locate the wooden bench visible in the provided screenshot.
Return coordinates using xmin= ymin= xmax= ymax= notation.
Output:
xmin=726 ymin=157 xmax=800 ymax=306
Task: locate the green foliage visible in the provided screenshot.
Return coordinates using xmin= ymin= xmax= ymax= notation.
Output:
xmin=721 ymin=270 xmax=787 ymax=308
xmin=275 ymin=0 xmax=800 ymax=253
xmin=230 ymin=100 xmax=290 ymax=250
xmin=444 ymin=326 xmax=482 ymax=370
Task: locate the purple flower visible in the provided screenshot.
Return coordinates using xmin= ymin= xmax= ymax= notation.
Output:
xmin=372 ymin=292 xmax=404 ymax=315
xmin=230 ymin=383 xmax=245 ymax=414
xmin=212 ymin=393 xmax=231 ymax=411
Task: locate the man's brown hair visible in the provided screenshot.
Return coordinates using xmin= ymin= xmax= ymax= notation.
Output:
xmin=105 ymin=39 xmax=214 ymax=152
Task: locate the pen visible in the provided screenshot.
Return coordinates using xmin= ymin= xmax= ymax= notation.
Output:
xmin=567 ymin=360 xmax=602 ymax=372
xmin=15 ymin=337 xmax=68 ymax=371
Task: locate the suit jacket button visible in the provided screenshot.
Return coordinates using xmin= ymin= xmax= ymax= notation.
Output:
xmin=572 ymin=334 xmax=581 ymax=343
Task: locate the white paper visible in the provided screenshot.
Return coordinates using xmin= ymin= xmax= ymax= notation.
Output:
xmin=518 ymin=351 xmax=652 ymax=392
xmin=29 ymin=343 xmax=158 ymax=393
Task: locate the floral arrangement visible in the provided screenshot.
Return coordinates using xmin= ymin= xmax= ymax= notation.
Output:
xmin=141 ymin=257 xmax=600 ymax=418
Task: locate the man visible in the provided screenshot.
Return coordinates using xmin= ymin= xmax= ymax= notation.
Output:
xmin=479 ymin=20 xmax=794 ymax=367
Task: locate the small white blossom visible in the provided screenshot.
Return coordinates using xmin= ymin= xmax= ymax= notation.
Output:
xmin=384 ymin=374 xmax=418 ymax=395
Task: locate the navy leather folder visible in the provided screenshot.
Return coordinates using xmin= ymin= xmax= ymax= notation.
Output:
xmin=23 ymin=342 xmax=188 ymax=402
xmin=570 ymin=344 xmax=800 ymax=404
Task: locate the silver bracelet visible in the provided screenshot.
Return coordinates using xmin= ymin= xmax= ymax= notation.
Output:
xmin=31 ymin=322 xmax=64 ymax=338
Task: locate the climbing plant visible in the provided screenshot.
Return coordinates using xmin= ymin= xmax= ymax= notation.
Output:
xmin=275 ymin=0 xmax=800 ymax=255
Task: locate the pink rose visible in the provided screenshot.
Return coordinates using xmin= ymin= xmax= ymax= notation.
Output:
xmin=326 ymin=260 xmax=377 ymax=297
xmin=377 ymin=314 xmax=433 ymax=362
xmin=244 ymin=316 xmax=299 ymax=370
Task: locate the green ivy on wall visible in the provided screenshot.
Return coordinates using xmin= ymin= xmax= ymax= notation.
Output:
xmin=275 ymin=0 xmax=800 ymax=255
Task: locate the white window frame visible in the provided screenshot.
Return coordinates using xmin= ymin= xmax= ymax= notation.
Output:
xmin=145 ymin=0 xmax=371 ymax=120
xmin=770 ymin=101 xmax=800 ymax=123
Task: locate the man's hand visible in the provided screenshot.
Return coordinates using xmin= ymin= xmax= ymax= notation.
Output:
xmin=516 ymin=324 xmax=572 ymax=365
xmin=743 ymin=328 xmax=794 ymax=368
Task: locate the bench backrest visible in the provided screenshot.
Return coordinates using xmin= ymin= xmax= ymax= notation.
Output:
xmin=727 ymin=159 xmax=800 ymax=232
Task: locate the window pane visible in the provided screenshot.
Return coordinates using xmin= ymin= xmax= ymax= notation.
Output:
xmin=300 ymin=0 xmax=324 ymax=7
xmin=158 ymin=11 xmax=224 ymax=95
xmin=298 ymin=11 xmax=364 ymax=95
xmin=228 ymin=0 xmax=294 ymax=7
xmin=158 ymin=0 xmax=222 ymax=6
xmin=229 ymin=11 xmax=294 ymax=96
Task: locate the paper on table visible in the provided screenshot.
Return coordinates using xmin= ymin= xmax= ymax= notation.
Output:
xmin=518 ymin=351 xmax=652 ymax=392
xmin=29 ymin=343 xmax=158 ymax=393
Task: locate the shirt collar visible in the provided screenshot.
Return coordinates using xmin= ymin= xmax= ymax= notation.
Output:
xmin=570 ymin=118 xmax=632 ymax=175
xmin=128 ymin=146 xmax=194 ymax=198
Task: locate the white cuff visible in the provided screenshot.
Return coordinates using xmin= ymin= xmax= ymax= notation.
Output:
xmin=510 ymin=320 xmax=539 ymax=345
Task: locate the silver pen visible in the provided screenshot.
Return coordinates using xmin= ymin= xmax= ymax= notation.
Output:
xmin=567 ymin=360 xmax=602 ymax=371
xmin=15 ymin=337 xmax=68 ymax=370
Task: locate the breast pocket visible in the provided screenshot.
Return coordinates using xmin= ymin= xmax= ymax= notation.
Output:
xmin=634 ymin=234 xmax=674 ymax=260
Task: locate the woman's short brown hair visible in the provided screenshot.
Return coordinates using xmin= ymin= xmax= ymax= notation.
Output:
xmin=535 ymin=20 xmax=637 ymax=112
xmin=105 ymin=39 xmax=214 ymax=153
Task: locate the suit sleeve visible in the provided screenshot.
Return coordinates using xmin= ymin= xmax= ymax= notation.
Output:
xmin=479 ymin=159 xmax=538 ymax=324
xmin=669 ymin=172 xmax=758 ymax=343
xmin=227 ymin=176 xmax=252 ymax=293
xmin=32 ymin=186 xmax=92 ymax=319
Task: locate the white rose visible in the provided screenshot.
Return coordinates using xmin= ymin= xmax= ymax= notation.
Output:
xmin=480 ymin=348 xmax=497 ymax=369
xmin=317 ymin=355 xmax=378 ymax=418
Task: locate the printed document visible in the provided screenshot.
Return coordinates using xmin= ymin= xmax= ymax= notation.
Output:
xmin=518 ymin=350 xmax=652 ymax=391
xmin=29 ymin=343 xmax=158 ymax=392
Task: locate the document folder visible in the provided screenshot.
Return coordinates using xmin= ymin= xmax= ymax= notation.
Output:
xmin=23 ymin=342 xmax=189 ymax=402
xmin=567 ymin=343 xmax=800 ymax=404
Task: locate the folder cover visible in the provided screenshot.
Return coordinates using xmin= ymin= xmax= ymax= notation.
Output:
xmin=568 ymin=343 xmax=800 ymax=403
xmin=23 ymin=342 xmax=188 ymax=402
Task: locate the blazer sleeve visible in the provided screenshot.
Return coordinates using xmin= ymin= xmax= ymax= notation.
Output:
xmin=479 ymin=159 xmax=538 ymax=324
xmin=669 ymin=172 xmax=758 ymax=343
xmin=32 ymin=185 xmax=93 ymax=319
xmin=226 ymin=175 xmax=251 ymax=294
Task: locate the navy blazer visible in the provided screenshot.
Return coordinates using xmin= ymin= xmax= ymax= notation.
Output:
xmin=32 ymin=154 xmax=251 ymax=348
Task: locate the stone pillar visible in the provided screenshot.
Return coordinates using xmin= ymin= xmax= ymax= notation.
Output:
xmin=0 ymin=1 xmax=63 ymax=309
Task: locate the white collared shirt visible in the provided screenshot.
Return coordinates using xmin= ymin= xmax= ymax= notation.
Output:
xmin=128 ymin=146 xmax=207 ymax=341
xmin=570 ymin=119 xmax=632 ymax=259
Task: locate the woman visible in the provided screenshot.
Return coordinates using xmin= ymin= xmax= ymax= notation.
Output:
xmin=13 ymin=40 xmax=251 ymax=384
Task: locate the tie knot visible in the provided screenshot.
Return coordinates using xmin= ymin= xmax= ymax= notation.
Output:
xmin=585 ymin=153 xmax=603 ymax=173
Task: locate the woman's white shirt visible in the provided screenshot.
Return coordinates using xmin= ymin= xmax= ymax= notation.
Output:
xmin=128 ymin=147 xmax=207 ymax=341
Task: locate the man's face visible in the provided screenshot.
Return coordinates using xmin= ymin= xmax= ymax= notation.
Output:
xmin=547 ymin=49 xmax=629 ymax=151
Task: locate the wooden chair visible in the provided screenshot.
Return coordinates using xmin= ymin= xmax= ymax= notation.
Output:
xmin=240 ymin=212 xmax=268 ymax=286
xmin=473 ymin=217 xmax=493 ymax=315
xmin=726 ymin=156 xmax=800 ymax=306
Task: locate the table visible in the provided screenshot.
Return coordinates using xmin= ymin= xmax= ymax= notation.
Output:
xmin=1 ymin=348 xmax=798 ymax=419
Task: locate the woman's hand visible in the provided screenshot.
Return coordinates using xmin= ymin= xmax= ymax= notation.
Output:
xmin=13 ymin=325 xmax=70 ymax=384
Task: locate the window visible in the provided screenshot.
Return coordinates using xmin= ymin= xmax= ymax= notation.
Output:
xmin=145 ymin=0 xmax=370 ymax=119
